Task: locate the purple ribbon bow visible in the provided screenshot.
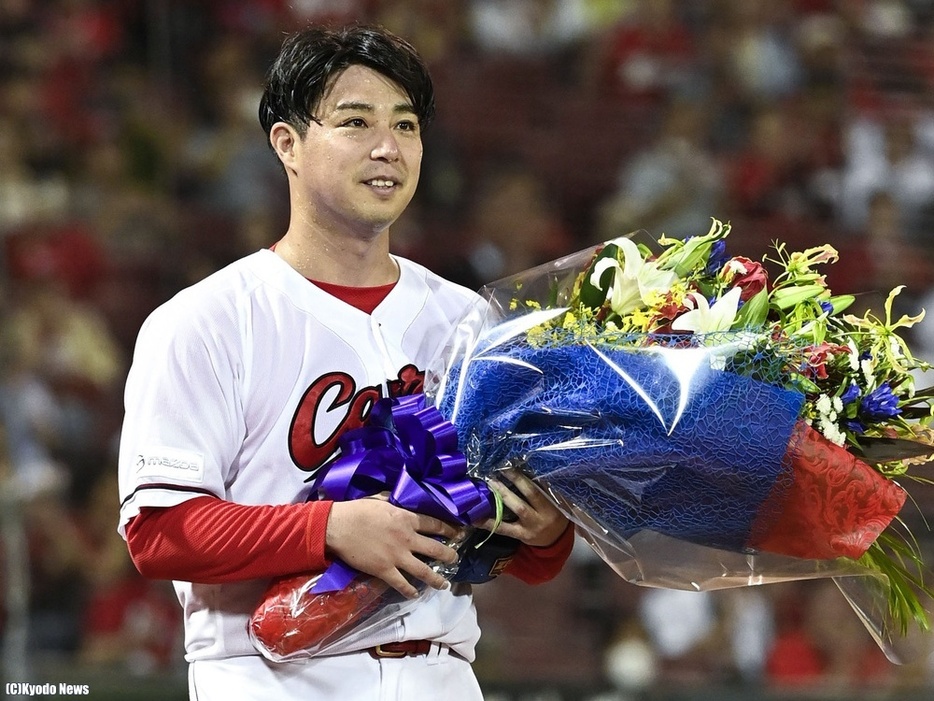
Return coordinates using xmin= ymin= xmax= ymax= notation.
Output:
xmin=309 ymin=394 xmax=494 ymax=593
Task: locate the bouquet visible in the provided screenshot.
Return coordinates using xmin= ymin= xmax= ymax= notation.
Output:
xmin=250 ymin=218 xmax=934 ymax=663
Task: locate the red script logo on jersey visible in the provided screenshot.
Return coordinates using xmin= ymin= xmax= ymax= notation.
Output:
xmin=289 ymin=364 xmax=424 ymax=473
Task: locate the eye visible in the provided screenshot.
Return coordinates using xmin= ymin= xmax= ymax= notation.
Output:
xmin=340 ymin=117 xmax=368 ymax=128
xmin=396 ymin=119 xmax=419 ymax=133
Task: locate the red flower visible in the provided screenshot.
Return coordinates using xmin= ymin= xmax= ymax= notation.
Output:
xmin=720 ymin=256 xmax=768 ymax=302
xmin=652 ymin=290 xmax=689 ymax=325
xmin=805 ymin=342 xmax=849 ymax=380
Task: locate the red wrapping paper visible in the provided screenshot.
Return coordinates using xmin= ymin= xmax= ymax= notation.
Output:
xmin=749 ymin=421 xmax=907 ymax=561
xmin=249 ymin=573 xmax=392 ymax=659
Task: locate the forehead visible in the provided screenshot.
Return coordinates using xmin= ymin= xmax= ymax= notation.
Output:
xmin=318 ymin=64 xmax=413 ymax=112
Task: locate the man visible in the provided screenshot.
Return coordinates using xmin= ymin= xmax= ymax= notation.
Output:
xmin=117 ymin=24 xmax=573 ymax=700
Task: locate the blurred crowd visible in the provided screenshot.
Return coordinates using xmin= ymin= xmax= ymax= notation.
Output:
xmin=2 ymin=0 xmax=934 ymax=694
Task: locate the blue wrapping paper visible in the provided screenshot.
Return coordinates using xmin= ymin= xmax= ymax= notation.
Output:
xmin=438 ymin=340 xmax=805 ymax=553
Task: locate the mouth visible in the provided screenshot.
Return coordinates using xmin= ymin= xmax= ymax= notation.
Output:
xmin=363 ymin=177 xmax=401 ymax=192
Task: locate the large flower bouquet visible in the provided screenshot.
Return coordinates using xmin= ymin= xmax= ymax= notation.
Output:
xmin=250 ymin=219 xmax=934 ymax=662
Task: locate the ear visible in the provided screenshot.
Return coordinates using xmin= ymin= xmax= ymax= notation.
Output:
xmin=269 ymin=122 xmax=300 ymax=172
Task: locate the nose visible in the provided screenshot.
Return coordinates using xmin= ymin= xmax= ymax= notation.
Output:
xmin=370 ymin=126 xmax=400 ymax=162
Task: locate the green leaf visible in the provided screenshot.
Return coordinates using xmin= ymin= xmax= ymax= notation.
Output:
xmin=904 ymin=386 xmax=934 ymax=404
xmin=789 ymin=374 xmax=822 ymax=395
xmin=899 ymin=406 xmax=934 ymax=420
xmin=695 ymin=279 xmax=718 ymax=299
xmin=667 ymin=239 xmax=712 ymax=277
xmin=578 ymin=243 xmax=620 ymax=310
xmin=770 ymin=284 xmax=825 ymax=311
xmin=854 ymin=436 xmax=934 ymax=463
xmin=829 ymin=294 xmax=855 ymax=314
xmin=733 ymin=288 xmax=769 ymax=328
xmin=859 ymin=532 xmax=934 ymax=635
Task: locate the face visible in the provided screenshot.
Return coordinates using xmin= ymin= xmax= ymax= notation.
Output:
xmin=273 ymin=64 xmax=423 ymax=240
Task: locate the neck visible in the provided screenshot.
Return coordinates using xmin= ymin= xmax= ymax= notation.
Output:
xmin=274 ymin=225 xmax=398 ymax=286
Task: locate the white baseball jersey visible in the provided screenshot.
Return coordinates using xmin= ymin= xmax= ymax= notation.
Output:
xmin=117 ymin=249 xmax=484 ymax=666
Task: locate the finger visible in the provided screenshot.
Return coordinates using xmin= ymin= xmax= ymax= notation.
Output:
xmin=499 ymin=468 xmax=548 ymax=505
xmin=402 ymin=556 xmax=450 ymax=592
xmin=478 ymin=519 xmax=520 ymax=539
xmin=488 ymin=478 xmax=533 ymax=521
xmin=499 ymin=466 xmax=530 ymax=486
xmin=382 ymin=568 xmax=421 ymax=599
xmin=412 ymin=535 xmax=460 ymax=566
xmin=414 ymin=514 xmax=464 ymax=542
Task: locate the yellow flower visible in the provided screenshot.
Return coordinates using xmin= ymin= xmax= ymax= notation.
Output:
xmin=629 ymin=308 xmax=654 ymax=332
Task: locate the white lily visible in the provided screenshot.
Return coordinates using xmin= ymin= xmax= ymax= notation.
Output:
xmin=671 ymin=286 xmax=742 ymax=334
xmin=589 ymin=237 xmax=677 ymax=316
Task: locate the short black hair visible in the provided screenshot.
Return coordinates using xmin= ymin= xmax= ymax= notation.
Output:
xmin=259 ymin=24 xmax=435 ymax=140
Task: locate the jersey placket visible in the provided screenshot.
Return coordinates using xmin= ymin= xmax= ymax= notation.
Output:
xmin=369 ymin=315 xmax=401 ymax=385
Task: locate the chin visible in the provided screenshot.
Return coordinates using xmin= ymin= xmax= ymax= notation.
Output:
xmin=361 ymin=207 xmax=410 ymax=232
xmin=354 ymin=216 xmax=399 ymax=240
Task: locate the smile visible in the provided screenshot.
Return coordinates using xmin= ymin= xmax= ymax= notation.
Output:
xmin=365 ymin=179 xmax=399 ymax=189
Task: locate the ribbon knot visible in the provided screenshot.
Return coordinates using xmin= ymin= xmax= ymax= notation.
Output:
xmin=309 ymin=394 xmax=494 ymax=592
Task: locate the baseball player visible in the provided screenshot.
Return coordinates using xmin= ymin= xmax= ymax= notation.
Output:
xmin=117 ymin=24 xmax=574 ymax=701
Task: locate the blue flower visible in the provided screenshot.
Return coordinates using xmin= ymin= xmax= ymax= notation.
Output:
xmin=859 ymin=383 xmax=901 ymax=421
xmin=705 ymin=240 xmax=729 ymax=275
xmin=819 ymin=300 xmax=833 ymax=314
xmin=845 ymin=419 xmax=866 ymax=435
xmin=840 ymin=383 xmax=860 ymax=406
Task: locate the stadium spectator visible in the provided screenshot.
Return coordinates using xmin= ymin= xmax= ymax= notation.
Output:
xmin=437 ymin=157 xmax=574 ymax=289
xmin=839 ymin=110 xmax=934 ymax=235
xmin=595 ymin=97 xmax=723 ymax=240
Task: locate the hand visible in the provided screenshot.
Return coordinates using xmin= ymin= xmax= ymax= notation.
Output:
xmin=479 ymin=467 xmax=569 ymax=548
xmin=324 ymin=497 xmax=464 ymax=599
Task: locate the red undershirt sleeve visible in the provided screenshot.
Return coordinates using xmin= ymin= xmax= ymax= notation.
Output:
xmin=124 ymin=496 xmax=333 ymax=584
xmin=503 ymin=522 xmax=575 ymax=585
